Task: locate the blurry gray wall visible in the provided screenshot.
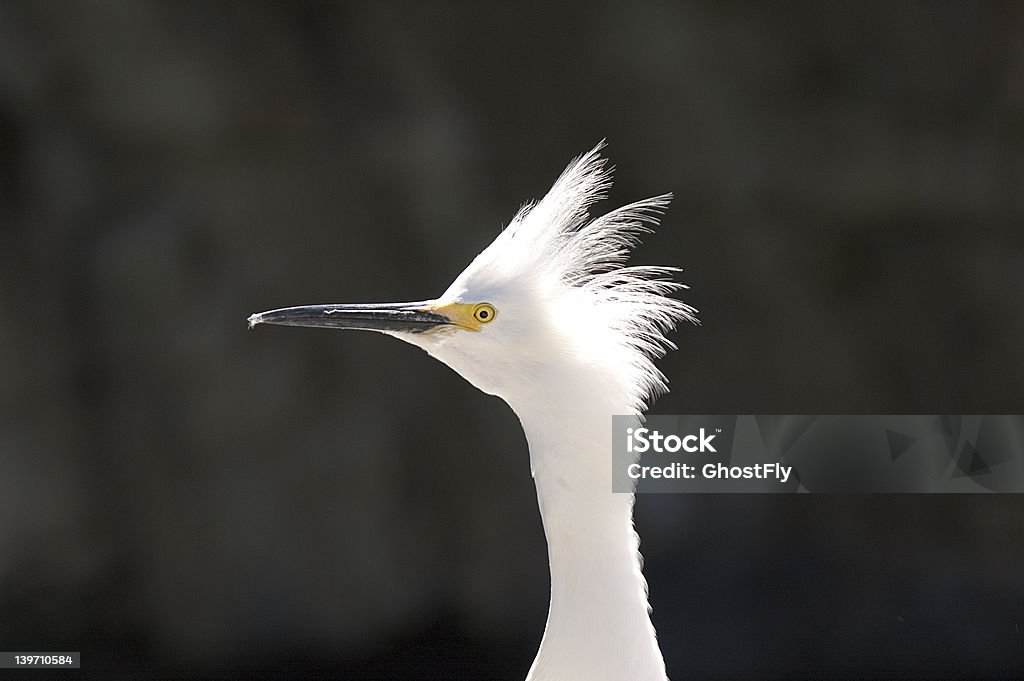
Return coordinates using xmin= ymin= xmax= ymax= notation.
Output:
xmin=1 ymin=1 xmax=1022 ymax=679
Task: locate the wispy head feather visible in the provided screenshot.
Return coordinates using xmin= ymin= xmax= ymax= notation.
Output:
xmin=440 ymin=143 xmax=698 ymax=414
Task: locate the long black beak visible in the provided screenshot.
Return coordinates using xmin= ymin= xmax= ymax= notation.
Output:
xmin=248 ymin=301 xmax=451 ymax=334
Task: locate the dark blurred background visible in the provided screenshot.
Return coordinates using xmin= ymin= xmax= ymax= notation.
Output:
xmin=2 ymin=1 xmax=1023 ymax=679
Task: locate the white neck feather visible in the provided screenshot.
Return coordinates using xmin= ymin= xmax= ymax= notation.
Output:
xmin=514 ymin=394 xmax=668 ymax=681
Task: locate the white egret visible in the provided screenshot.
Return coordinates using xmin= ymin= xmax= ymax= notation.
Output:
xmin=249 ymin=143 xmax=698 ymax=681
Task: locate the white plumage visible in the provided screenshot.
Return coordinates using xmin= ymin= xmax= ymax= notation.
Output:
xmin=250 ymin=142 xmax=697 ymax=680
xmin=431 ymin=143 xmax=696 ymax=410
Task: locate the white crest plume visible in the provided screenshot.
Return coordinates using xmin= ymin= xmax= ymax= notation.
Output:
xmin=445 ymin=141 xmax=698 ymax=414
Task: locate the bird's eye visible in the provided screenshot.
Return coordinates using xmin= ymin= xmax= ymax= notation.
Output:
xmin=473 ymin=303 xmax=496 ymax=324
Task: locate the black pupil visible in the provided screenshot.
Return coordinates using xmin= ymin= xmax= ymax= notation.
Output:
xmin=478 ymin=310 xmax=489 ymax=319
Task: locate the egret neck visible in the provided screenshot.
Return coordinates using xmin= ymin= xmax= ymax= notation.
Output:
xmin=510 ymin=384 xmax=666 ymax=681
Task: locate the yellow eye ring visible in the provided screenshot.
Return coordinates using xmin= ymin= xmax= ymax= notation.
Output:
xmin=473 ymin=303 xmax=496 ymax=324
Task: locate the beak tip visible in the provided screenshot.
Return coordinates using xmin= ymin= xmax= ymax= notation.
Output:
xmin=247 ymin=313 xmax=263 ymax=329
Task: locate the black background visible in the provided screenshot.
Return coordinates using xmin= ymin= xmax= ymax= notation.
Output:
xmin=2 ymin=2 xmax=1023 ymax=679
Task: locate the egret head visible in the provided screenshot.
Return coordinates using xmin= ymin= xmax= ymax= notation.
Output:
xmin=249 ymin=143 xmax=697 ymax=413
